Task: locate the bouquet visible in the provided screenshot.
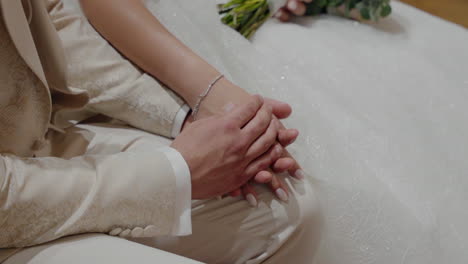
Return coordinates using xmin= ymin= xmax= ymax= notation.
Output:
xmin=218 ymin=0 xmax=392 ymax=38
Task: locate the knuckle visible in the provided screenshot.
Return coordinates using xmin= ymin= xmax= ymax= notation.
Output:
xmin=244 ymin=101 xmax=257 ymax=113
xmin=251 ymin=95 xmax=262 ymax=107
xmin=251 ymin=124 xmax=267 ymax=138
xmin=245 ymin=102 xmax=257 ymax=115
xmin=224 ymin=120 xmax=237 ymax=131
xmin=260 ymin=162 xmax=270 ymax=172
xmin=273 ymin=144 xmax=283 ymax=156
xmin=269 ymin=150 xmax=277 ymax=162
xmin=265 ymin=105 xmax=273 ymax=116
xmin=268 ymin=128 xmax=278 ymax=141
xmin=231 ymin=142 xmax=245 ymax=154
xmin=262 ymin=141 xmax=272 ymax=151
xmin=268 ymin=138 xmax=278 ymax=150
xmin=243 ymin=166 xmax=253 ymax=178
xmin=257 ymin=159 xmax=270 ymax=171
xmin=250 ymin=127 xmax=263 ymax=138
xmin=260 ymin=115 xmax=270 ymax=128
xmin=272 ymin=147 xmax=282 ymax=160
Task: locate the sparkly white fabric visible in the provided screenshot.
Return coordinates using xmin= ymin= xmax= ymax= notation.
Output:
xmin=143 ymin=1 xmax=468 ymax=263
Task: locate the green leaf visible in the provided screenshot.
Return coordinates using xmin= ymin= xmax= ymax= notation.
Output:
xmin=360 ymin=7 xmax=371 ymax=20
xmin=344 ymin=0 xmax=358 ymax=16
xmin=316 ymin=0 xmax=328 ymax=8
xmin=348 ymin=0 xmax=358 ymax=9
xmin=222 ymin=14 xmax=233 ymax=24
xmin=380 ymin=4 xmax=392 ymax=17
xmin=328 ymin=0 xmax=344 ymax=7
xmin=305 ymin=2 xmax=325 ymax=16
xmin=223 ymin=0 xmax=246 ymax=9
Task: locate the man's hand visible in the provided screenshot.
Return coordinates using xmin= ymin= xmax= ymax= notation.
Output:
xmin=181 ymin=78 xmax=303 ymax=203
xmin=171 ymin=95 xmax=281 ymax=200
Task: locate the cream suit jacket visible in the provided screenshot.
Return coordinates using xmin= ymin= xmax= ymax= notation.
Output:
xmin=0 ymin=0 xmax=189 ymax=260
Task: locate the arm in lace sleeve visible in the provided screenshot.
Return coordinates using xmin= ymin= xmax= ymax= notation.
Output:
xmin=0 ymin=143 xmax=185 ymax=248
xmin=79 ymin=0 xmax=222 ymax=108
xmin=47 ymin=2 xmax=187 ymax=138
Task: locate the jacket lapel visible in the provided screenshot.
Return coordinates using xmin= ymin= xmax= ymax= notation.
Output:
xmin=28 ymin=0 xmax=69 ymax=93
xmin=0 ymin=0 xmax=51 ymax=92
xmin=1 ymin=0 xmax=90 ymax=130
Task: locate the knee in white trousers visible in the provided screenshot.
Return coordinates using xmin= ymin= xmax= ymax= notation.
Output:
xmin=133 ymin=175 xmax=321 ymax=264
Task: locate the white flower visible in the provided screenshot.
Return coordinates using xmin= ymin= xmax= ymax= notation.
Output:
xmin=267 ymin=0 xmax=287 ymax=13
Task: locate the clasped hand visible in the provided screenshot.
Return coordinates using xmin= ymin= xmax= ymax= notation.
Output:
xmin=171 ymin=95 xmax=302 ymax=203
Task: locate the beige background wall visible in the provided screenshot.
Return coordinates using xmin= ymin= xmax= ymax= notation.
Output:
xmin=399 ymin=0 xmax=468 ymax=28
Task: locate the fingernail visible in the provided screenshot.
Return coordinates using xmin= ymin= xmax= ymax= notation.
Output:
xmin=288 ymin=1 xmax=298 ymax=11
xmin=295 ymin=169 xmax=305 ymax=180
xmin=246 ymin=194 xmax=258 ymax=207
xmin=276 ymin=188 xmax=289 ymax=202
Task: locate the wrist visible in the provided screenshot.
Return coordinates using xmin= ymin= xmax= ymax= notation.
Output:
xmin=177 ymin=61 xmax=222 ymax=107
xmin=195 ymin=78 xmax=251 ymax=118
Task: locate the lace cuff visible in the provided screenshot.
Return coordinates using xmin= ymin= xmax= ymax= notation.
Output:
xmin=171 ymin=104 xmax=190 ymax=138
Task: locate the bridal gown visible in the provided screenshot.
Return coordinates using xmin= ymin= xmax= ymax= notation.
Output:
xmin=63 ymin=0 xmax=468 ymax=263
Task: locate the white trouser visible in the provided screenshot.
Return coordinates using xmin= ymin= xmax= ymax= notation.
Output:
xmin=5 ymin=123 xmax=320 ymax=264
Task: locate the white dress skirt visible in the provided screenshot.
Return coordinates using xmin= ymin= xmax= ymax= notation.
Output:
xmin=53 ymin=0 xmax=468 ymax=263
xmin=143 ymin=1 xmax=468 ymax=263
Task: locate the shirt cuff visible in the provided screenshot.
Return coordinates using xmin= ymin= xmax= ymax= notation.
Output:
xmin=171 ymin=104 xmax=191 ymax=138
xmin=160 ymin=146 xmax=192 ymax=236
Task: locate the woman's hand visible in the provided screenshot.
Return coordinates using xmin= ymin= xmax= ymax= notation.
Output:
xmin=231 ymin=115 xmax=304 ymax=207
xmin=275 ymin=0 xmax=313 ymax=22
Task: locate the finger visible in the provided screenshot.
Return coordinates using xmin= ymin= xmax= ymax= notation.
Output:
xmin=242 ymin=183 xmax=258 ymax=207
xmin=226 ymin=94 xmax=264 ymax=127
xmin=272 ymin=157 xmax=296 ymax=173
xmin=274 ymin=117 xmax=299 ymax=146
xmin=286 ymin=0 xmax=306 ymax=16
xmin=244 ymin=144 xmax=283 ymax=178
xmin=242 ymin=104 xmax=273 ymax=148
xmin=245 ymin=118 xmax=278 ymax=160
xmin=264 ymin=98 xmax=292 ymax=119
xmin=278 ymin=128 xmax=299 ymax=146
xmin=283 ymin=149 xmax=305 ymax=180
xmin=254 ymin=170 xmax=273 ymax=184
xmin=269 ymin=173 xmax=289 ymax=202
xmin=274 ymin=120 xmax=303 ymax=178
xmin=273 ymin=8 xmax=291 ymax=22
